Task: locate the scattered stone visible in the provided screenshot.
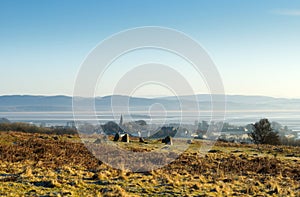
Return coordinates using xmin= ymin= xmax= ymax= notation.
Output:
xmin=273 ymin=147 xmax=283 ymax=152
xmin=162 ymin=136 xmax=172 ymax=145
xmin=94 ymin=138 xmax=102 ymax=144
xmin=208 ymin=149 xmax=220 ymax=153
xmin=121 ymin=134 xmax=129 ymax=143
xmin=286 ymin=153 xmax=295 ymax=157
xmin=113 ymin=133 xmax=120 ymax=141
xmin=187 ymin=139 xmax=193 ymax=144
xmin=162 ymin=146 xmax=170 ymax=150
xmin=91 ymin=173 xmax=99 ymax=180
xmin=31 ymin=181 xmax=55 ymax=188
xmin=103 ymin=135 xmax=108 ymax=140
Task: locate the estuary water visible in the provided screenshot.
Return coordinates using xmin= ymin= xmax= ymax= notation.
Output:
xmin=1 ymin=110 xmax=300 ymax=130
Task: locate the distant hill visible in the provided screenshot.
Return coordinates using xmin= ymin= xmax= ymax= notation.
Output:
xmin=0 ymin=94 xmax=300 ymax=112
xmin=0 ymin=117 xmax=10 ymax=123
xmin=0 ymin=95 xmax=72 ymax=111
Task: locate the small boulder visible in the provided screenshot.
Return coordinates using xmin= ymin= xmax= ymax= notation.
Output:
xmin=162 ymin=136 xmax=172 ymax=145
xmin=31 ymin=181 xmax=55 ymax=188
xmin=121 ymin=134 xmax=129 ymax=143
xmin=187 ymin=139 xmax=193 ymax=144
xmin=94 ymin=138 xmax=102 ymax=144
xmin=208 ymin=149 xmax=220 ymax=153
xmin=139 ymin=137 xmax=145 ymax=143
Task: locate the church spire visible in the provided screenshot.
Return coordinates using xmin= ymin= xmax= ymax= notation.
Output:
xmin=119 ymin=114 xmax=123 ymax=126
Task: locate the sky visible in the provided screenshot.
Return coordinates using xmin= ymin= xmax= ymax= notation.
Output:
xmin=0 ymin=0 xmax=300 ymax=98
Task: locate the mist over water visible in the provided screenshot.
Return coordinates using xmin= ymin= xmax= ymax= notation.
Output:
xmin=1 ymin=110 xmax=300 ymax=130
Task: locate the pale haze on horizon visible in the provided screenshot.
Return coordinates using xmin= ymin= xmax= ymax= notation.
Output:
xmin=0 ymin=1 xmax=300 ymax=98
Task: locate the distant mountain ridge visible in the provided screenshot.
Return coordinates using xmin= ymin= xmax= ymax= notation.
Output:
xmin=0 ymin=94 xmax=300 ymax=112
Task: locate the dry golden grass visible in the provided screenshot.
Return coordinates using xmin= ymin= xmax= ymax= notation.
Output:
xmin=0 ymin=131 xmax=299 ymax=196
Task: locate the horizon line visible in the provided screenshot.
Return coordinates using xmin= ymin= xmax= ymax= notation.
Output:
xmin=0 ymin=93 xmax=299 ymax=100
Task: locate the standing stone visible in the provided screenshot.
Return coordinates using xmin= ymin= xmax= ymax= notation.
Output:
xmin=121 ymin=134 xmax=130 ymax=143
xmin=162 ymin=136 xmax=172 ymax=145
xmin=113 ymin=133 xmax=120 ymax=141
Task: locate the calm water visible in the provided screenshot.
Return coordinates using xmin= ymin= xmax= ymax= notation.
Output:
xmin=1 ymin=110 xmax=300 ymax=130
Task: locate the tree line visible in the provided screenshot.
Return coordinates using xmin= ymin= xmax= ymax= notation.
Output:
xmin=0 ymin=122 xmax=77 ymax=135
xmin=0 ymin=119 xmax=299 ymax=146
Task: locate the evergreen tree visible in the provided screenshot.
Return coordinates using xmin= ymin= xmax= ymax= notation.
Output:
xmin=248 ymin=118 xmax=280 ymax=145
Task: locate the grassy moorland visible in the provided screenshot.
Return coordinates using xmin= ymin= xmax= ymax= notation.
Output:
xmin=0 ymin=132 xmax=299 ymax=196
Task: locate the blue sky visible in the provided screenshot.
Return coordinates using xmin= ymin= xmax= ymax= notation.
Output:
xmin=0 ymin=0 xmax=300 ymax=98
